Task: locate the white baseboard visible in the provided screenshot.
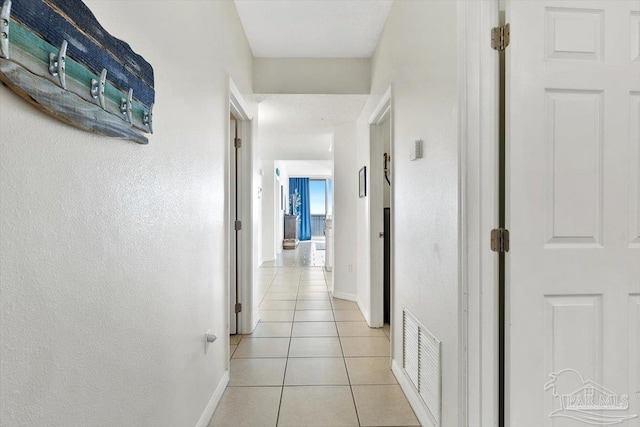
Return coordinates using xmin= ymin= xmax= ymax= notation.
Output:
xmin=331 ymin=291 xmax=357 ymax=302
xmin=391 ymin=359 xmax=437 ymax=427
xmin=251 ymin=310 xmax=260 ymax=333
xmin=357 ymin=299 xmax=372 ymax=327
xmin=195 ymin=369 xmax=230 ymax=427
xmin=259 ymin=257 xmax=276 ymax=266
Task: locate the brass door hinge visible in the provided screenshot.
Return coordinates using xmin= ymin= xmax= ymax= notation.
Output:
xmin=491 ymin=23 xmax=510 ymax=51
xmin=491 ymin=228 xmax=510 ymax=253
xmin=234 ymin=220 xmax=242 ymax=231
xmin=234 ymin=137 xmax=242 ymax=148
xmin=235 ymin=303 xmax=242 ymax=313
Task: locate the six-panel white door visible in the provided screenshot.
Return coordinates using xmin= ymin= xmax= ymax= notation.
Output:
xmin=507 ymin=1 xmax=640 ymax=425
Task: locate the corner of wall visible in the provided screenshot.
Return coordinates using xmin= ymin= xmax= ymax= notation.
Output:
xmin=357 ymin=298 xmax=372 ymax=327
xmin=391 ymin=360 xmax=437 ymax=427
xmin=195 ymin=370 xmax=230 ymax=427
xmin=331 ymin=290 xmax=357 ymax=302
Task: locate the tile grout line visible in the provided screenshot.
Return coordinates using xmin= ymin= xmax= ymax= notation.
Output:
xmin=227 ymin=248 xmax=409 ymax=426
xmin=274 ymin=268 xmax=300 ymax=426
xmin=329 ymin=279 xmax=363 ymax=427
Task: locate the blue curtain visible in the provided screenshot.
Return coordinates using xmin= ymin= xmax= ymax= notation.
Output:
xmin=289 ymin=178 xmax=311 ymax=241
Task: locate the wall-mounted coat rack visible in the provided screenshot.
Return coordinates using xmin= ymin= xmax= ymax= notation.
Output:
xmin=0 ymin=0 xmax=155 ymax=144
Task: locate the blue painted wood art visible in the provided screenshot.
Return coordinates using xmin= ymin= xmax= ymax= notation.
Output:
xmin=0 ymin=0 xmax=155 ymax=144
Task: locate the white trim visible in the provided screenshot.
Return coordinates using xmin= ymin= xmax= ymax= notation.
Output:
xmin=195 ymin=369 xmax=230 ymax=427
xmin=331 ymin=290 xmax=357 ymax=302
xmin=229 ymin=79 xmax=253 ymax=121
xmin=369 ymin=86 xmax=393 ymax=124
xmin=458 ymin=1 xmax=469 ymax=422
xmin=227 ymin=115 xmax=237 ymax=336
xmin=391 ymin=359 xmax=437 ymax=427
xmin=239 ymin=117 xmax=255 ymax=335
xmin=228 ymin=77 xmax=256 ymax=335
xmin=459 ymin=1 xmax=500 ymax=426
xmin=367 ymin=86 xmax=393 ymax=329
xmin=357 ymin=299 xmax=372 ymax=328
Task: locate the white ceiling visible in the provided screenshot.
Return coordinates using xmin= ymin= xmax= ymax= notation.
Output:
xmin=234 ymin=0 xmax=393 ymax=58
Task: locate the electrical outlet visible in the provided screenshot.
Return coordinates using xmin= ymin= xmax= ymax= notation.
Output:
xmin=348 ymin=263 xmax=353 ymax=273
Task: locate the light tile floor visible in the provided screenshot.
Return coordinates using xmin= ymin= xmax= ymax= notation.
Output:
xmin=210 ymin=261 xmax=420 ymax=427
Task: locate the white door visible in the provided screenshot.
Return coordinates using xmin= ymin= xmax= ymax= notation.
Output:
xmin=507 ymin=1 xmax=640 ymax=425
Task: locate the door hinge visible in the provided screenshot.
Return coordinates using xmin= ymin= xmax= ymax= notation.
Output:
xmin=234 ymin=137 xmax=242 ymax=148
xmin=491 ymin=23 xmax=510 ymax=51
xmin=235 ymin=303 xmax=242 ymax=313
xmin=234 ymin=220 xmax=242 ymax=231
xmin=491 ymin=228 xmax=510 ymax=253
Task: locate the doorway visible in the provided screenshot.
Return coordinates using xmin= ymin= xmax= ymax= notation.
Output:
xmin=229 ymin=114 xmax=241 ymax=335
xmin=368 ymin=88 xmax=393 ymax=330
xmin=228 ymin=80 xmax=255 ymax=343
xmin=309 ymin=178 xmax=333 ymax=239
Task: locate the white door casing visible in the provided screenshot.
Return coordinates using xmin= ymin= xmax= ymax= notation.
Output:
xmin=507 ymin=1 xmax=640 ymax=425
xmin=368 ymin=88 xmax=393 ymax=329
xmin=228 ymin=79 xmax=255 ymax=336
xmin=459 ymin=0 xmax=501 ymax=424
xmin=230 ymin=117 xmax=239 ymax=335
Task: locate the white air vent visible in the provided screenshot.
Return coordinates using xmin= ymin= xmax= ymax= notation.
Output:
xmin=403 ymin=308 xmax=441 ymax=426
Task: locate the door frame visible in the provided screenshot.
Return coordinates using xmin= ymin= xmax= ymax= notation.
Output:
xmin=227 ymin=78 xmax=256 ymax=337
xmin=367 ymin=86 xmax=393 ymax=332
xmin=229 ymin=115 xmax=239 ymax=335
xmin=458 ymin=0 xmax=501 ymax=425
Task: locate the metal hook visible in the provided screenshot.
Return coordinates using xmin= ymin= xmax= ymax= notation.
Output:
xmin=91 ymin=69 xmax=107 ymax=109
xmin=0 ymin=0 xmax=12 ymax=59
xmin=120 ymin=88 xmax=133 ymax=123
xmin=49 ymin=39 xmax=68 ymax=89
xmin=143 ymin=103 xmax=154 ymax=134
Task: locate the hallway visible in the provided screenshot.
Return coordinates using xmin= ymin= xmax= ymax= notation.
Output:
xmin=261 ymin=240 xmax=327 ymax=269
xmin=210 ymin=262 xmax=418 ymax=426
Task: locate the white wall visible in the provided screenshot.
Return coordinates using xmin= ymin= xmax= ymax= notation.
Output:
xmin=332 ymin=123 xmax=359 ymax=300
xmin=0 ymin=2 xmax=254 ymax=426
xmin=259 ymin=133 xmax=333 ymax=161
xmin=355 ymin=1 xmax=460 ymax=425
xmin=255 ymin=158 xmax=264 ymax=266
xmin=252 ymin=155 xmax=263 ymax=329
xmin=260 ymin=161 xmax=276 ymax=264
xmin=274 ymin=162 xmax=290 ymax=254
xmin=254 ymin=58 xmax=371 ymax=94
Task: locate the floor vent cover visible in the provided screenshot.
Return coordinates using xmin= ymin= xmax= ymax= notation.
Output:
xmin=402 ymin=307 xmax=442 ymax=426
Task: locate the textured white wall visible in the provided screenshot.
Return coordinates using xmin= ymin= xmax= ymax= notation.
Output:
xmin=274 ymin=162 xmax=290 ymax=254
xmin=261 ymin=160 xmax=276 ymax=263
xmin=0 ymin=1 xmax=254 ymax=426
xmin=259 ymin=133 xmax=333 ymax=161
xmin=254 ymin=58 xmax=371 ymax=94
xmin=355 ymin=1 xmax=460 ymax=424
xmin=332 ymin=123 xmax=359 ymax=300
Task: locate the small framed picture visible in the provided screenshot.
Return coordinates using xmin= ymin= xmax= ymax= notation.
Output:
xmin=359 ymin=166 xmax=367 ymax=198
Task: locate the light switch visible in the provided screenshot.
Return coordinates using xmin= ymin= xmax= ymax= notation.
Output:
xmin=410 ymin=139 xmax=423 ymax=161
